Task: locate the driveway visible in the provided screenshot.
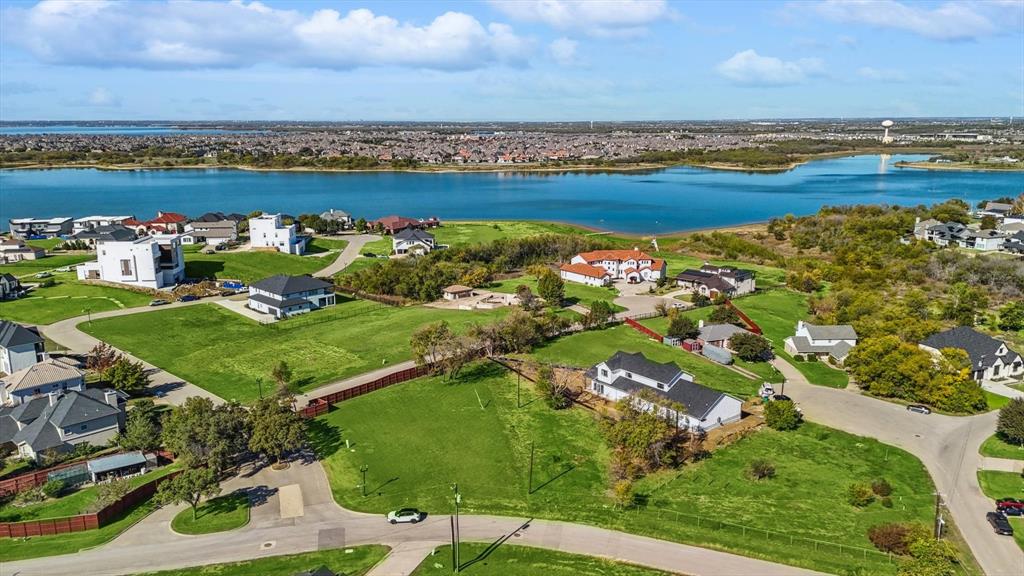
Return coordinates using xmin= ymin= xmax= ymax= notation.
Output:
xmin=314 ymin=234 xmax=382 ymax=278
xmin=611 ymin=280 xmax=677 ymax=317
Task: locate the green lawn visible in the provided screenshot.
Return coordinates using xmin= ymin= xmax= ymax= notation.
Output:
xmin=985 ymin=391 xmax=1013 ymax=411
xmin=654 ymin=253 xmax=788 ymax=289
xmin=0 ymin=254 xmax=95 ymax=278
xmin=0 ymin=272 xmax=154 ymax=325
xmin=25 ymin=238 xmax=63 ymax=250
xmin=305 ymin=237 xmax=349 ymax=253
xmin=488 ymin=276 xmax=622 ymax=311
xmin=184 ymin=249 xmax=338 ymax=283
xmin=1012 ymin=518 xmax=1024 ymax=551
xmin=313 ymin=363 xmax=937 ymax=575
xmin=977 ymin=470 xmax=1024 ymax=501
xmin=170 ymin=491 xmax=250 ymax=535
xmin=433 ymin=221 xmax=585 ymax=247
xmin=980 ymin=434 xmax=1024 ymax=460
xmin=412 ymin=543 xmax=674 ymax=576
xmin=82 ymin=300 xmax=507 ymax=403
xmin=0 ymin=458 xmax=32 ymax=479
xmin=134 ymin=545 xmax=390 ymax=576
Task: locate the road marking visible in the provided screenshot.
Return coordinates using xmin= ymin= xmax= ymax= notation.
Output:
xmin=278 ymin=484 xmax=304 ymax=518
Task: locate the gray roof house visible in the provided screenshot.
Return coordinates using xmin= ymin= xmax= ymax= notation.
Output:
xmin=586 ymin=351 xmax=743 ymax=432
xmin=1 ymin=357 xmax=85 ymax=406
xmin=0 ymin=320 xmax=45 ymax=376
xmin=920 ymin=327 xmax=1023 ymax=383
xmin=0 ymin=272 xmax=22 ymax=300
xmin=783 ymin=321 xmax=858 ymax=364
xmin=393 ymin=228 xmax=437 ymax=255
xmin=247 ymin=275 xmax=336 ymax=320
xmin=320 ymin=209 xmax=353 ymax=226
xmin=0 ymin=388 xmax=126 ymax=462
xmin=70 ymin=224 xmax=138 ymax=246
xmin=183 ymin=219 xmax=239 ymax=246
xmin=697 ymin=322 xmax=752 ymax=348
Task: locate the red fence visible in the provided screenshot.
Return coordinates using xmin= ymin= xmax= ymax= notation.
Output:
xmin=725 ymin=300 xmax=762 ymax=335
xmin=299 ymin=364 xmax=433 ymax=419
xmin=0 ymin=460 xmax=85 ymax=497
xmin=624 ymin=318 xmax=664 ymax=343
xmin=0 ymin=470 xmax=179 ymax=538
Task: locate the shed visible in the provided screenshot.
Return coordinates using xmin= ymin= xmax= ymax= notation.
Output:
xmin=442 ymin=285 xmax=474 ymax=300
xmin=87 ymin=451 xmax=151 ymax=483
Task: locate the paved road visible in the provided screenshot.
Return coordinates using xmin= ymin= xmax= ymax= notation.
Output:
xmin=773 ymin=359 xmax=1024 ymax=576
xmin=314 ymin=234 xmax=382 ymax=278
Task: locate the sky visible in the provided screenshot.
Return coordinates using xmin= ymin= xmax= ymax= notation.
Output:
xmin=0 ymin=0 xmax=1021 ymax=121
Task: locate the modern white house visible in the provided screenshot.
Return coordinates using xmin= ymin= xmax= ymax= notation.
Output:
xmin=183 ymin=219 xmax=238 ymax=246
xmin=566 ymin=249 xmax=666 ymax=284
xmin=249 ymin=213 xmax=307 ymax=255
xmin=0 ymin=320 xmax=45 ymax=376
xmin=914 ymin=219 xmax=1010 ymax=251
xmin=393 ymin=228 xmax=437 ymax=255
xmin=783 ymin=321 xmax=858 ymax=364
xmin=7 ymin=217 xmax=73 ymax=239
xmin=1 ymin=358 xmax=85 ymax=406
xmin=71 ymin=216 xmax=134 ymax=234
xmin=587 ymin=351 xmax=743 ymax=432
xmin=0 ymin=388 xmax=125 ymax=462
xmin=76 ymin=234 xmax=185 ymax=289
xmin=920 ymin=327 xmax=1023 ymax=383
xmin=559 ymin=262 xmax=612 ymax=287
xmin=247 ymin=274 xmax=336 ymax=319
xmin=676 ymin=264 xmax=756 ymax=298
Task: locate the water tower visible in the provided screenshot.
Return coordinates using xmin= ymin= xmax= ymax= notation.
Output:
xmin=881 ymin=119 xmax=894 ymax=144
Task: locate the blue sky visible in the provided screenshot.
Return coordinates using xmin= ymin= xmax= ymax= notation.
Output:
xmin=1 ymin=0 xmax=1021 ymax=121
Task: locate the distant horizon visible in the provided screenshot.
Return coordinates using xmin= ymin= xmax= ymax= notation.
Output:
xmin=0 ymin=116 xmax=1018 ymax=125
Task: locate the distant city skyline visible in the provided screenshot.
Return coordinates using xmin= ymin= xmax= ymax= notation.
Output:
xmin=1 ymin=0 xmax=1021 ymax=121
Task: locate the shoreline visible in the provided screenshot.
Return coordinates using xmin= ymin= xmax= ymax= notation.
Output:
xmin=893 ymin=161 xmax=1024 ymax=173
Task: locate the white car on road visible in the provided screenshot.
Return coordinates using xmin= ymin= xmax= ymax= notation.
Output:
xmin=386 ymin=508 xmax=425 ymax=524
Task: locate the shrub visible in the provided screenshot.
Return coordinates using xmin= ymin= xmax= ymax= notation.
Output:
xmin=867 ymin=522 xmax=929 ymax=555
xmin=730 ymin=332 xmax=773 ymax=362
xmin=871 ymin=478 xmax=893 ymax=497
xmin=746 ymin=459 xmax=776 ymax=481
xmin=91 ymin=478 xmax=133 ymax=512
xmin=13 ymin=487 xmax=46 ymax=506
xmin=41 ymin=479 xmax=66 ymax=499
xmin=806 ymin=354 xmax=818 ymax=362
xmin=998 ymin=398 xmax=1024 ymax=444
xmin=881 ymin=496 xmax=893 ymax=508
xmin=765 ymin=400 xmax=802 ymax=430
xmin=847 ymin=482 xmax=875 ymax=507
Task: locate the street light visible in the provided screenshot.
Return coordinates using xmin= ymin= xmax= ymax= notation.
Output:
xmin=451 ymin=483 xmax=462 ymax=573
xmin=360 ymin=465 xmax=369 ymax=497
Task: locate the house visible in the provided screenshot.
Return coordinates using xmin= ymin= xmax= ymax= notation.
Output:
xmin=75 ymin=234 xmax=185 ymax=289
xmin=69 ymin=224 xmax=138 ymax=247
xmin=193 ymin=212 xmax=245 ymax=223
xmin=320 ymin=209 xmax=353 ymax=229
xmin=559 ymin=262 xmax=612 ymax=287
xmin=921 ymin=221 xmax=967 ymax=247
xmin=0 ymin=273 xmax=22 ymax=300
xmin=0 ymin=320 xmax=45 ymax=376
xmin=918 ymin=220 xmax=1009 ymax=251
xmin=1002 ymin=231 xmax=1024 ymax=254
xmin=183 ymin=219 xmax=238 ymax=246
xmin=697 ymin=321 xmax=753 ymax=349
xmin=7 ymin=217 xmax=73 ymax=239
xmin=920 ymin=327 xmax=1024 ymax=382
xmin=566 ymin=249 xmax=666 ymax=284
xmin=783 ymin=321 xmax=858 ymax=364
xmin=393 ymin=228 xmax=437 ymax=255
xmin=587 ymin=352 xmax=742 ymax=432
xmin=676 ymin=263 xmax=756 ymax=298
xmin=371 ymin=215 xmax=441 ymax=235
xmin=248 ymin=274 xmax=336 ymax=319
xmin=912 ymin=217 xmax=942 ymax=239
xmin=249 ymin=213 xmax=307 ymax=255
xmin=960 ymin=229 xmax=1008 ymax=251
xmin=977 ymin=202 xmax=1013 ymax=219
xmin=0 ymin=238 xmax=45 ymax=263
xmin=71 ymin=216 xmax=134 ymax=234
xmin=442 ymin=285 xmax=474 ymax=300
xmin=141 ymin=211 xmax=188 ymax=234
xmin=0 ymin=388 xmax=126 ymax=462
xmin=1 ymin=358 xmax=85 ymax=406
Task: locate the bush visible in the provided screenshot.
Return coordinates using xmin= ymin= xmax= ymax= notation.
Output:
xmin=746 ymin=459 xmax=776 ymax=481
xmin=847 ymin=482 xmax=875 ymax=507
xmin=765 ymin=400 xmax=802 ymax=430
xmin=881 ymin=496 xmax=893 ymax=508
xmin=14 ymin=487 xmax=46 ymax=506
xmin=871 ymin=478 xmax=893 ymax=497
xmin=91 ymin=478 xmax=133 ymax=512
xmin=998 ymin=398 xmax=1024 ymax=444
xmin=867 ymin=522 xmax=929 ymax=555
xmin=730 ymin=332 xmax=773 ymax=362
xmin=41 ymin=479 xmax=66 ymax=499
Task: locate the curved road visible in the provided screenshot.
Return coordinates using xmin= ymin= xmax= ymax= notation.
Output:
xmin=314 ymin=233 xmax=382 ymax=278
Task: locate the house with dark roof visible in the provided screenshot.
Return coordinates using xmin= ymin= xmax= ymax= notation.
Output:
xmin=586 ymin=351 xmax=742 ymax=432
xmin=783 ymin=320 xmax=858 ymax=365
xmin=0 ymin=388 xmax=125 ymax=462
xmin=1 ymin=358 xmax=84 ymax=406
xmin=320 ymin=209 xmax=353 ymax=229
xmin=675 ymin=263 xmax=756 ymax=298
xmin=0 ymin=320 xmax=45 ymax=376
xmin=193 ymin=212 xmax=245 ymax=223
xmin=247 ymin=274 xmax=336 ymax=319
xmin=0 ymin=272 xmax=22 ymax=300
xmin=920 ymin=327 xmax=1023 ymax=382
xmin=183 ymin=219 xmax=238 ymax=246
xmin=696 ymin=321 xmax=754 ymax=349
xmin=70 ymin=224 xmax=138 ymax=247
xmin=393 ymin=228 xmax=438 ymax=255
xmin=371 ymin=215 xmax=441 ymax=235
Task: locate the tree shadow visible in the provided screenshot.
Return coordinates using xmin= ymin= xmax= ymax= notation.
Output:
xmin=529 ymin=464 xmax=576 ymax=495
xmin=196 ymin=490 xmax=250 ymax=520
xmin=243 ymin=485 xmax=277 ymax=508
xmin=369 ymin=477 xmax=400 ymax=496
xmin=459 ymin=518 xmax=534 ymax=571
xmin=306 ymin=419 xmax=344 ymax=457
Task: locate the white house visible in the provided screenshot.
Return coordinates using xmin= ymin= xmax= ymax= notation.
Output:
xmin=247 ymin=274 xmax=336 ymax=319
xmin=320 ymin=209 xmax=353 ymax=229
xmin=0 ymin=320 xmax=45 ymax=376
xmin=8 ymin=217 xmax=73 ymax=239
xmin=587 ymin=351 xmax=743 ymax=432
xmin=0 ymin=238 xmax=45 ymax=263
xmin=71 ymin=216 xmax=133 ymax=234
xmin=249 ymin=213 xmax=306 ymax=255
xmin=1 ymin=358 xmax=84 ymax=406
xmin=76 ymin=234 xmax=185 ymax=289
xmin=920 ymin=327 xmax=1023 ymax=383
xmin=183 ymin=219 xmax=238 ymax=246
xmin=676 ymin=263 xmax=756 ymax=298
xmin=567 ymin=249 xmax=666 ymax=284
xmin=784 ymin=321 xmax=858 ymax=364
xmin=393 ymin=228 xmax=437 ymax=255
xmin=559 ymin=262 xmax=612 ymax=287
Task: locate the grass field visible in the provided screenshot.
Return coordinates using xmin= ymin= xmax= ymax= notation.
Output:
xmin=487 ymin=276 xmax=623 ymax=311
xmin=0 ymin=272 xmax=154 ymax=324
xmin=184 ymin=248 xmax=338 ymax=283
xmin=985 ymin=391 xmax=1013 ymax=411
xmin=305 ymin=237 xmax=349 ymax=253
xmin=313 ymin=363 xmax=937 ymax=575
xmin=412 ymin=543 xmax=674 ymax=576
xmin=135 ymin=545 xmax=390 ymax=576
xmin=433 ymin=221 xmax=585 ymax=247
xmin=980 ymin=434 xmax=1024 ymax=460
xmin=170 ymin=491 xmax=250 ymax=535
xmin=25 ymin=238 xmax=64 ymax=250
xmin=81 ymin=300 xmax=507 ymax=403
xmin=0 ymin=254 xmax=95 ymax=278
xmin=977 ymin=470 xmax=1024 ymax=501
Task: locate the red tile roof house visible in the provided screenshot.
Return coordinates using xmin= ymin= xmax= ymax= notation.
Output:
xmin=564 ymin=249 xmax=666 ymax=284
xmin=125 ymin=212 xmax=188 ymax=235
xmin=371 ymin=215 xmax=441 ymax=235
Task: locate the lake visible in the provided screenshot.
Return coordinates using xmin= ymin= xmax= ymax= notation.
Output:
xmin=0 ymin=155 xmax=1020 ymax=234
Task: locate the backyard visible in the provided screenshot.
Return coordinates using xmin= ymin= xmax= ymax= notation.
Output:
xmin=184 ymin=244 xmax=341 ymax=283
xmin=412 ymin=543 xmax=673 ymax=576
xmin=81 ymin=300 xmax=508 ymax=403
xmin=0 ymin=272 xmax=154 ymax=324
xmin=312 ymin=362 xmax=940 ymax=575
xmin=0 ymin=254 xmax=95 ymax=278
xmin=487 ymin=276 xmax=622 ymax=311
xmin=136 ymin=545 xmax=390 ymax=576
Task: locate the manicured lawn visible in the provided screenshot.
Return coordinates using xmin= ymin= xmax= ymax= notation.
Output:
xmin=0 ymin=254 xmax=95 ymax=278
xmin=25 ymin=237 xmax=63 ymax=250
xmin=0 ymin=458 xmax=32 ymax=479
xmin=488 ymin=276 xmax=622 ymax=311
xmin=1012 ymin=518 xmax=1024 ymax=551
xmin=654 ymin=253 xmax=787 ymax=289
xmin=134 ymin=545 xmax=390 ymax=576
xmin=977 ymin=470 xmax=1024 ymax=501
xmin=0 ymin=272 xmax=153 ymax=325
xmin=528 ymin=325 xmax=760 ymax=398
xmin=433 ymin=221 xmax=584 ymax=247
xmin=184 ymin=250 xmax=338 ymax=283
xmin=305 ymin=237 xmax=349 ymax=253
xmin=312 ymin=363 xmax=940 ymax=576
xmin=985 ymin=391 xmax=1013 ymax=411
xmin=412 ymin=543 xmax=674 ymax=576
xmin=170 ymin=491 xmax=250 ymax=535
xmin=82 ymin=300 xmax=507 ymax=403
xmin=980 ymin=434 xmax=1024 ymax=460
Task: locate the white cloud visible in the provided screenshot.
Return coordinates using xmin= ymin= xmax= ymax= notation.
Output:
xmin=716 ymin=50 xmax=824 ymax=86
xmin=857 ymin=66 xmax=906 ymax=82
xmin=799 ymin=0 xmax=1022 ymax=41
xmin=490 ymin=0 xmax=670 ymax=37
xmin=63 ymin=86 xmax=121 ymax=107
xmin=2 ymin=1 xmax=531 ymax=70
xmin=548 ymin=38 xmax=578 ymax=65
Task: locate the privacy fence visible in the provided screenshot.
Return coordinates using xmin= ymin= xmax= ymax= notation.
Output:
xmin=299 ymin=364 xmax=433 ymax=418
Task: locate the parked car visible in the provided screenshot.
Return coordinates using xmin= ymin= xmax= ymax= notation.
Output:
xmin=214 ymin=243 xmax=228 ymax=251
xmin=34 ymin=272 xmax=52 ymax=279
xmin=986 ymin=511 xmax=1015 ymax=536
xmin=363 ymin=252 xmax=376 ymax=258
xmin=149 ymin=299 xmax=170 ymax=307
xmin=386 ymin=508 xmax=425 ymax=524
xmin=55 ymin=266 xmax=71 ymax=273
xmin=906 ymin=404 xmax=931 ymax=415
xmin=178 ymin=295 xmax=199 ymax=302
xmin=996 ymin=499 xmax=1024 ymax=516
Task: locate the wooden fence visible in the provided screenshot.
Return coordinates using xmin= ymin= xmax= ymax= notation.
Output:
xmin=0 ymin=460 xmax=84 ymax=497
xmin=725 ymin=299 xmax=762 ymax=335
xmin=299 ymin=364 xmax=433 ymax=418
xmin=624 ymin=318 xmax=664 ymax=343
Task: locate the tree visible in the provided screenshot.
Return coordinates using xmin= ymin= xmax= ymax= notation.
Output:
xmin=91 ymin=478 xmax=132 ymax=512
xmin=998 ymin=398 xmax=1024 ymax=444
xmin=156 ymin=467 xmax=221 ymax=521
xmin=162 ymin=397 xmax=250 ymax=473
xmin=515 ymin=285 xmax=540 ymax=312
xmin=86 ymin=342 xmax=121 ymax=373
xmin=410 ymin=321 xmax=453 ymax=369
xmin=41 ymin=479 xmax=65 ymax=498
xmin=249 ymin=396 xmax=306 ymax=465
xmin=729 ymin=332 xmax=773 ymax=361
xmin=536 ymin=269 xmax=565 ymax=306
xmin=612 ymin=479 xmax=634 ymax=509
xmin=867 ymin=522 xmax=930 ymax=555
xmin=692 ymin=294 xmax=711 ymax=308
xmin=998 ymin=301 xmax=1024 ymax=331
xmin=708 ymin=305 xmax=741 ymax=326
xmin=103 ymin=357 xmax=150 ymax=394
xmin=271 ymin=360 xmax=292 ymax=392
xmin=765 ymin=400 xmax=802 ymax=430
xmin=979 ymin=215 xmax=998 ymax=230
xmin=664 ymin=316 xmax=697 ymax=340
xmin=118 ymin=399 xmax=162 ymax=452
xmin=355 ymin=217 xmax=367 ymax=232
xmin=1011 ymin=193 xmax=1024 ymax=216
xmin=941 ymin=282 xmax=988 ymax=325
xmin=535 ymin=364 xmax=572 ymax=409
xmin=584 ymin=300 xmax=614 ymax=329
xmin=898 ymin=537 xmax=960 ymax=576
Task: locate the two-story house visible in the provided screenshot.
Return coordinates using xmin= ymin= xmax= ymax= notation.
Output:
xmin=393 ymin=228 xmax=437 ymax=255
xmin=7 ymin=217 xmax=73 ymax=239
xmin=249 ymin=213 xmax=307 ymax=255
xmin=320 ymin=209 xmax=353 ymax=229
xmin=586 ymin=351 xmax=743 ymax=432
xmin=1 ymin=358 xmax=85 ymax=406
xmin=69 ymin=224 xmax=138 ymax=247
xmin=0 ymin=273 xmax=22 ymax=300
xmin=76 ymin=234 xmax=185 ymax=289
xmin=783 ymin=321 xmax=858 ymax=364
xmin=565 ymin=249 xmax=666 ymax=284
xmin=71 ymin=215 xmax=134 ymax=235
xmin=920 ymin=327 xmax=1023 ymax=383
xmin=183 ymin=219 xmax=238 ymax=246
xmin=0 ymin=320 xmax=45 ymax=376
xmin=0 ymin=388 xmax=126 ymax=462
xmin=676 ymin=263 xmax=756 ymax=298
xmin=247 ymin=274 xmax=336 ymax=319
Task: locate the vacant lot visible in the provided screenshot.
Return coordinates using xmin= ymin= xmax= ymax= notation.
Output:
xmin=412 ymin=543 xmax=674 ymax=576
xmin=977 ymin=470 xmax=1024 ymax=500
xmin=136 ymin=545 xmax=390 ymax=576
xmin=0 ymin=272 xmax=153 ymax=324
xmin=433 ymin=221 xmax=585 ymax=247
xmin=184 ymin=248 xmax=338 ymax=283
xmin=488 ymin=276 xmax=622 ymax=311
xmin=313 ymin=363 xmax=937 ymax=575
xmin=0 ymin=254 xmax=95 ymax=278
xmin=82 ymin=300 xmax=507 ymax=403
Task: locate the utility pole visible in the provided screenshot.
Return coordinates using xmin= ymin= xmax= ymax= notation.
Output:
xmin=528 ymin=441 xmax=535 ymax=494
xmin=360 ymin=465 xmax=368 ymax=497
xmin=517 ymin=371 xmax=521 ymax=408
xmin=257 ymin=377 xmax=264 ymax=399
xmin=452 ymin=483 xmax=461 ymax=572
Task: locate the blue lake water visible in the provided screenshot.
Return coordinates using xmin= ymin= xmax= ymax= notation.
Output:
xmin=0 ymin=155 xmax=1020 ymax=234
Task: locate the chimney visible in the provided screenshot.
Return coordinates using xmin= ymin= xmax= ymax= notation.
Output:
xmin=104 ymin=390 xmax=119 ymax=408
xmin=48 ymin=392 xmax=60 ymax=406
xmin=914 ymin=216 xmax=921 ymax=225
